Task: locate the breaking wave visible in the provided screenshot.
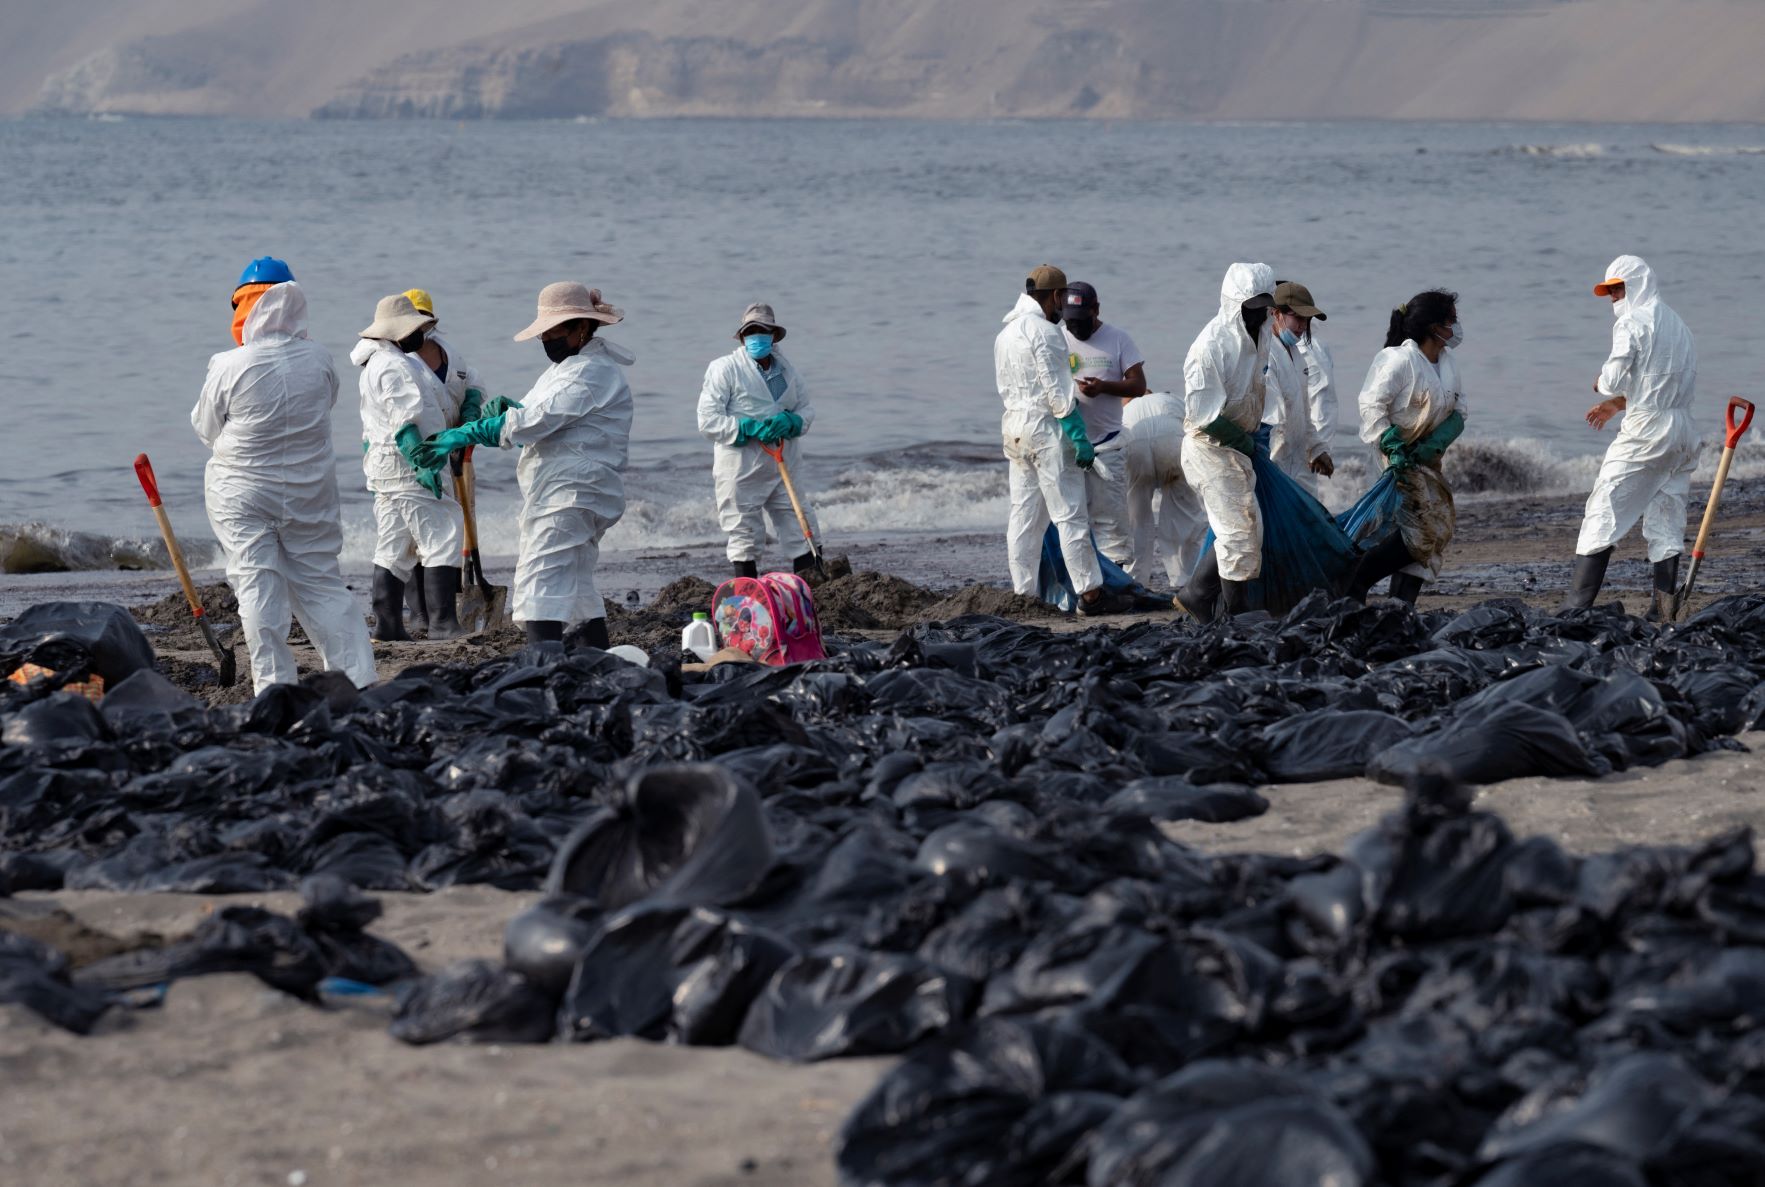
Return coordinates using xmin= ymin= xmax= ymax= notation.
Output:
xmin=16 ymin=434 xmax=1764 ymax=574
xmin=1651 ymin=143 xmax=1765 ymax=157
xmin=1501 ymin=143 xmax=1606 ymax=159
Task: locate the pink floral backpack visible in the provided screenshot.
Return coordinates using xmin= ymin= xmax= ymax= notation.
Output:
xmin=710 ymin=572 xmax=827 ymax=665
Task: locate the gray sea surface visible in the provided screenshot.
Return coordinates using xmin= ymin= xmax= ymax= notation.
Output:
xmin=2 ymin=117 xmax=1763 ymax=575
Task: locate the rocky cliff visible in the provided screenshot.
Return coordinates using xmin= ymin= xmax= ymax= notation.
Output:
xmin=11 ymin=0 xmax=1765 ymax=122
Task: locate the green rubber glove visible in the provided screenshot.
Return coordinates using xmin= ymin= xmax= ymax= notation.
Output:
xmin=414 ymin=415 xmax=506 ymax=469
xmin=482 ymin=396 xmax=524 ymax=417
xmin=1411 ymin=411 xmax=1465 ymax=465
xmin=736 ymin=416 xmax=771 ymax=447
xmin=458 ymin=387 xmax=484 ymax=424
xmin=1057 ymin=410 xmax=1095 ymax=468
xmin=1379 ymin=425 xmax=1415 ymax=471
xmin=777 ymin=410 xmax=805 ymax=440
xmin=395 ymin=425 xmax=447 ymax=498
xmin=1199 ymin=415 xmax=1255 ymax=457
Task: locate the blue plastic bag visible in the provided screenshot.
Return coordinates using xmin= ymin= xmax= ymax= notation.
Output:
xmin=1037 ymin=528 xmax=1158 ymax=614
xmin=1337 ymin=469 xmax=1402 ymax=551
xmin=1190 ymin=428 xmax=1360 ymax=615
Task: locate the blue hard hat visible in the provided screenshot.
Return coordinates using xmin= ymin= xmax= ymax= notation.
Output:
xmin=236 ymin=256 xmax=294 ymax=289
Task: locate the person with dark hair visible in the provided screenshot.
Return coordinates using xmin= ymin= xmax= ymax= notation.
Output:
xmin=1346 ymin=289 xmax=1467 ymax=603
xmin=1559 ymin=256 xmax=1699 ymax=618
xmin=1061 ymin=281 xmax=1148 ymax=568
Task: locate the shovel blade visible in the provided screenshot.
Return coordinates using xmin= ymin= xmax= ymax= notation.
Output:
xmin=199 ymin=617 xmax=239 ymax=687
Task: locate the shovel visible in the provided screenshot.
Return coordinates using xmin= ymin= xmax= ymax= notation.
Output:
xmin=761 ymin=442 xmax=825 ymax=577
xmin=454 ymin=447 xmax=509 ymax=631
xmin=1672 ymin=395 xmax=1756 ymax=621
xmin=133 ymin=453 xmax=239 ymax=687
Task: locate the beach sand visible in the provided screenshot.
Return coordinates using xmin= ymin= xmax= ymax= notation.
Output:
xmin=6 ymin=484 xmax=1765 ymax=1186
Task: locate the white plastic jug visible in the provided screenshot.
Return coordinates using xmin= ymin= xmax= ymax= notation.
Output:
xmin=681 ymin=611 xmax=718 ymax=663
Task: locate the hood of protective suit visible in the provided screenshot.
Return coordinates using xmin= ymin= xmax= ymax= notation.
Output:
xmin=348 ymin=336 xmax=399 ymax=368
xmin=584 ymin=336 xmax=636 ymax=368
xmin=1601 ymin=255 xmax=1658 ymax=318
xmin=240 ymin=282 xmax=310 ymax=345
xmin=1003 ymin=291 xmax=1053 ymax=326
xmin=1218 ymin=262 xmax=1275 ymax=318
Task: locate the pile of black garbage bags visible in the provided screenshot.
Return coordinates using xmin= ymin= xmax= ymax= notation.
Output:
xmin=8 ymin=594 xmax=1765 ymax=1184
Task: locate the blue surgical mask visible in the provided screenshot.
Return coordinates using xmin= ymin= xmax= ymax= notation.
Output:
xmin=743 ymin=333 xmax=774 ymax=360
xmin=1277 ymin=328 xmax=1299 ymax=348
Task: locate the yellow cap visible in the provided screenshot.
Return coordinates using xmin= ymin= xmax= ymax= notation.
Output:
xmin=403 ymin=288 xmax=434 ymax=315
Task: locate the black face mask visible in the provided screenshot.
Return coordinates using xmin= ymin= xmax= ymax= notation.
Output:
xmin=1065 ymin=315 xmax=1098 ymax=341
xmin=542 ymin=335 xmax=580 ymax=364
xmin=395 ymin=330 xmax=426 ymax=354
xmin=1241 ymin=305 xmax=1269 ymax=339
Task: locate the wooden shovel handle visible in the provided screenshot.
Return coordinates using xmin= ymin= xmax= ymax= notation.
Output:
xmin=134 ymin=453 xmax=207 ymax=620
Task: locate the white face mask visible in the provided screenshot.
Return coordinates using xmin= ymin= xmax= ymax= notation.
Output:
xmin=1438 ymin=321 xmax=1463 ymax=349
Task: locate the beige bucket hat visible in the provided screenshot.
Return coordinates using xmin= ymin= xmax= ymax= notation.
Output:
xmin=735 ymin=301 xmax=786 ymax=342
xmin=514 ymin=281 xmax=624 ymax=341
xmin=359 ymin=294 xmax=435 ymax=341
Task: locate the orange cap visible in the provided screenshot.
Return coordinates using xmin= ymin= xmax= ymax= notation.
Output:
xmin=1593 ymin=278 xmax=1625 ymax=297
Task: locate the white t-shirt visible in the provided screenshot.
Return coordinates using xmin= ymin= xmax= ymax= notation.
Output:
xmin=1063 ymin=321 xmax=1144 ymax=443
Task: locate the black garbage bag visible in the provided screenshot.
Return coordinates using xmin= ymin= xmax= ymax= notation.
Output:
xmin=1103 ymin=778 xmax=1269 ymax=824
xmin=98 ymin=667 xmax=203 ymax=735
xmin=0 ymin=931 xmax=113 ymax=1034
xmin=73 ymin=904 xmax=328 ymax=1000
xmin=1258 ymin=709 xmax=1414 ymax=782
xmin=1085 ymin=1060 xmax=1375 ymax=1187
xmin=738 ymin=946 xmax=975 ymax=1062
xmin=389 ymin=959 xmax=557 ymax=1045
xmin=503 ymin=895 xmax=601 ymax=997
xmin=1668 ymin=665 xmax=1757 ymax=737
xmin=1369 ymin=700 xmax=1611 ymax=787
xmin=835 ymin=1017 xmax=1136 ymax=1187
xmin=409 ymin=790 xmax=552 ymax=890
xmin=544 ymin=763 xmax=774 ymax=908
xmin=559 ymin=904 xmax=795 ymax=1045
xmin=1463 ymin=1145 xmax=1648 ymax=1187
xmin=294 ymin=874 xmax=417 ymax=986
xmin=2 ymin=692 xmax=110 ymax=748
xmin=0 ymin=601 xmax=156 ymax=685
xmin=1475 ymin=1054 xmax=1713 ymax=1166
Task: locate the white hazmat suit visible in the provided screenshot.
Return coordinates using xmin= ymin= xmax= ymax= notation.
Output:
xmin=696 ymin=347 xmax=820 ymax=564
xmin=1358 ymin=340 xmax=1468 ymax=578
xmin=1124 ymin=391 xmax=1208 ymax=586
xmin=425 ymin=328 xmax=484 ymax=426
xmin=1264 ymin=334 xmax=1337 ymax=494
xmin=190 ymin=283 xmax=377 ymax=694
xmin=352 ymin=337 xmax=466 ymax=582
xmin=995 ymin=293 xmax=1102 ymax=597
xmin=1576 ymin=256 xmax=1699 ymax=562
xmin=499 ymin=337 xmax=634 ymax=625
xmin=1182 ymin=263 xmax=1275 ymax=582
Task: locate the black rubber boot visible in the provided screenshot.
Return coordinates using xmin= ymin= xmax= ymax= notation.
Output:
xmin=524 ymin=620 xmax=565 ymax=645
xmin=732 ymin=560 xmax=758 ymax=579
xmin=1558 ymin=547 xmax=1614 ymax=612
xmin=405 ymin=564 xmax=429 ymax=632
xmin=371 ymin=567 xmax=411 ymax=642
xmin=1646 ymin=554 xmax=1681 ymax=622
xmin=581 ymin=617 xmax=611 ymax=649
xmin=1348 ymin=534 xmax=1417 ymax=602
xmin=1176 ymin=550 xmax=1223 ymax=624
xmin=1388 ymin=572 xmax=1425 ymax=606
xmin=1220 ymin=579 xmax=1251 ymax=618
xmin=424 ymin=565 xmax=463 ymax=640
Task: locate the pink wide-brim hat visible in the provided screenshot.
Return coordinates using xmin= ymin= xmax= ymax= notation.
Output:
xmin=513 ymin=281 xmax=624 ymax=341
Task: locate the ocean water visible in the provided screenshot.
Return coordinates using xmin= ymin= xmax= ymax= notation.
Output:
xmin=3 ymin=117 xmax=1764 ymax=574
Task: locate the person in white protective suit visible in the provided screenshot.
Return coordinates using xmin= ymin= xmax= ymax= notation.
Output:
xmin=1123 ymin=391 xmax=1209 ymax=587
xmin=696 ymin=302 xmax=822 ymax=577
xmin=1559 ymin=256 xmax=1700 ymax=618
xmin=351 ymin=294 xmax=466 ymax=641
xmin=416 ymin=282 xmax=632 ymax=649
xmin=400 ymin=287 xmax=492 ymax=632
xmin=995 ymin=265 xmax=1130 ymax=615
xmin=1175 ymin=262 xmax=1278 ymax=623
xmin=190 ymin=260 xmax=377 ymax=694
xmin=1262 ymin=281 xmax=1337 ymax=496
xmin=1060 ymin=281 xmax=1148 ymax=569
xmin=1346 ymin=289 xmax=1469 ymax=605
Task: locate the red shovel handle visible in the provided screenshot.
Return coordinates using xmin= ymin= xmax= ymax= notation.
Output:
xmin=1726 ymin=398 xmax=1755 ymax=450
xmin=760 ymin=444 xmax=783 ymax=461
xmin=134 ymin=453 xmax=162 ymax=507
